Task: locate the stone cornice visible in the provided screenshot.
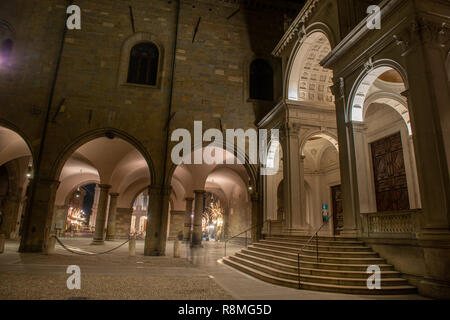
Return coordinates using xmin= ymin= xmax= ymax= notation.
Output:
xmin=257 ymin=100 xmax=286 ymax=128
xmin=272 ymin=0 xmax=322 ymax=57
xmin=321 ymin=0 xmax=402 ymax=69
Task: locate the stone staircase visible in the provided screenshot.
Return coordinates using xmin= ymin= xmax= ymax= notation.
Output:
xmin=222 ymin=235 xmax=417 ymax=295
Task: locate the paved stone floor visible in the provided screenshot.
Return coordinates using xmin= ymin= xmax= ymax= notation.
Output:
xmin=0 ymin=238 xmax=428 ymax=300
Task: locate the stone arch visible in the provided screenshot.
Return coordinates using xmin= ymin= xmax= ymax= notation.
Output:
xmin=51 ymin=128 xmax=156 ymax=185
xmin=286 ymin=29 xmax=334 ymax=104
xmin=364 ymin=91 xmax=411 ymax=134
xmin=0 ymin=119 xmax=35 ymax=169
xmin=165 ymin=140 xmax=258 ymax=191
xmin=348 ymin=59 xmax=409 ymax=123
xmin=117 ymin=32 xmax=164 ymax=88
xmin=300 ymin=130 xmax=339 ymax=155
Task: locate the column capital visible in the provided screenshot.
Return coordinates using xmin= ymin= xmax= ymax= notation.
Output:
xmin=109 ymin=192 xmax=120 ymax=198
xmin=98 ymin=184 xmax=112 ymax=190
xmin=330 ymin=77 xmax=345 ymax=101
xmin=194 ymin=189 xmax=206 ymax=195
xmin=280 ymin=122 xmax=301 ymax=138
xmin=185 ymin=197 xmax=194 ymax=202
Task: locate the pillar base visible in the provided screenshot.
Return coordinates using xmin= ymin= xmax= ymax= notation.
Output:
xmin=105 ymin=236 xmax=115 ymax=241
xmin=418 ymin=279 xmax=450 ymax=299
xmin=90 ymin=239 xmax=104 ymax=245
xmin=190 ymin=243 xmax=203 ymax=248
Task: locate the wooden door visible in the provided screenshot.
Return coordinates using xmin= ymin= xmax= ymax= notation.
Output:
xmin=331 ymin=185 xmax=343 ymax=235
xmin=370 ymin=132 xmax=410 ymax=212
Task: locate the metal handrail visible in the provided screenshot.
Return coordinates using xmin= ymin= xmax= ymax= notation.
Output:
xmin=224 ymin=220 xmax=269 ymax=257
xmin=297 ymin=223 xmax=327 ymax=289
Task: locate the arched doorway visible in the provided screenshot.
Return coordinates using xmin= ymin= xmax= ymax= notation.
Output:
xmin=302 ymin=133 xmax=340 ymax=235
xmin=169 ymin=146 xmax=254 ymax=247
xmin=287 ymin=31 xmax=334 ymax=105
xmin=350 ymin=67 xmax=421 ymax=213
xmin=53 ymin=134 xmax=151 ymax=244
xmin=0 ymin=125 xmax=33 ymax=239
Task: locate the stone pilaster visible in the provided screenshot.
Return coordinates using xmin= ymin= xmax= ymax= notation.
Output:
xmin=331 ymin=78 xmax=358 ymax=237
xmin=251 ymin=193 xmax=262 ymax=242
xmin=281 ymin=122 xmax=308 ymax=235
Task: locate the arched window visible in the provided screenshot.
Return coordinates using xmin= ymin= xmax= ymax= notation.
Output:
xmin=127 ymin=42 xmax=159 ymax=86
xmin=250 ymin=59 xmax=274 ymax=101
xmin=0 ymin=39 xmax=13 ymax=64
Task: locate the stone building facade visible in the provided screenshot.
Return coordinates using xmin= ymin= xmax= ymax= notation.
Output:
xmin=0 ymin=0 xmax=449 ymax=299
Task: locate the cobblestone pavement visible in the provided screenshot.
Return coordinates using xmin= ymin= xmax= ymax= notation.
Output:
xmin=0 ymin=238 xmax=428 ymax=300
xmin=0 ymin=238 xmax=233 ymax=300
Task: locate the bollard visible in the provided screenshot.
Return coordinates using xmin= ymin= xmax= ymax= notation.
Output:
xmin=45 ymin=236 xmax=56 ymax=255
xmin=0 ymin=234 xmax=5 ymax=254
xmin=129 ymin=236 xmax=136 ymax=257
xmin=174 ymin=238 xmax=180 ymax=258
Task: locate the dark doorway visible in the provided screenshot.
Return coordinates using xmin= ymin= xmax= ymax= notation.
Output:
xmin=370 ymin=132 xmax=409 ymax=212
xmin=331 ymin=185 xmax=343 ymax=235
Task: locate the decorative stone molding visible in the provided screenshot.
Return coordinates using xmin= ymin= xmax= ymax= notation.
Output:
xmin=364 ymin=57 xmax=374 ymax=72
xmin=362 ymin=209 xmax=422 ymax=238
xmin=394 ymin=18 xmax=449 ymax=57
xmin=272 ymin=0 xmax=323 ymax=56
xmin=330 ymin=77 xmax=345 ymax=101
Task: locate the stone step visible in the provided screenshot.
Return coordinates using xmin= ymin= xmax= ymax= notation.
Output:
xmin=260 ymin=240 xmax=373 ymax=252
xmin=265 ymin=237 xmax=365 ymax=247
xmin=235 ymin=251 xmax=402 ymax=278
xmin=253 ymin=243 xmax=379 ymax=258
xmin=241 ymin=249 xmax=395 ymax=271
xmin=247 ymin=246 xmax=387 ymax=265
xmin=223 ymin=257 xmax=417 ymax=295
xmin=265 ymin=235 xmax=359 ymax=241
xmin=228 ymin=255 xmax=409 ymax=287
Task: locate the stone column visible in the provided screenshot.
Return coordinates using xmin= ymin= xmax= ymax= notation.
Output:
xmin=191 ymin=190 xmax=205 ymax=247
xmin=281 ymin=122 xmax=308 ymax=235
xmin=90 ymin=184 xmax=100 ymax=228
xmin=0 ymin=195 xmax=21 ymax=239
xmin=144 ymin=185 xmax=162 ymax=256
xmin=105 ymin=193 xmax=119 ymax=241
xmin=19 ymin=178 xmax=60 ymax=253
xmin=144 ymin=185 xmax=171 ymax=256
xmin=183 ymin=197 xmax=194 ymax=241
xmin=168 ymin=210 xmax=185 ymax=240
xmin=91 ymin=184 xmax=111 ymax=244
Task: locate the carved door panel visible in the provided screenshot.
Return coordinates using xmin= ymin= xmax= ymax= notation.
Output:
xmin=371 ymin=132 xmax=410 ymax=212
xmin=331 ymin=185 xmax=343 ymax=235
